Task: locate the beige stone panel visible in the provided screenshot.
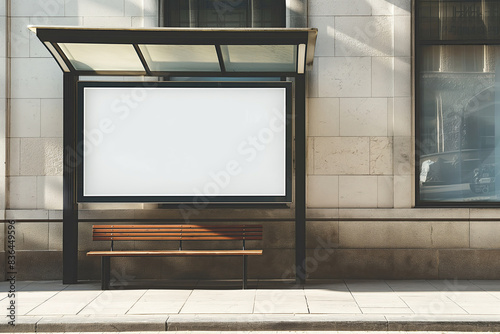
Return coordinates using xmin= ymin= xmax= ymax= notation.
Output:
xmin=393 ymin=175 xmax=412 ymax=208
xmin=8 ymin=176 xmax=37 ymax=209
xmin=10 ymin=99 xmax=41 ymax=138
xmin=14 ymin=222 xmax=49 ymax=250
xmin=339 ymin=208 xmax=469 ymax=220
xmin=371 ymin=57 xmax=394 ymax=97
xmin=307 ymin=175 xmax=338 ymax=208
xmin=48 ymin=222 xmax=62 ymax=251
xmin=11 ymin=0 xmax=64 ymax=16
xmin=307 ymin=57 xmax=319 ymax=98
xmin=313 ymin=137 xmax=369 ymax=175
xmin=387 ymin=98 xmax=394 ymax=136
xmin=470 ymin=222 xmax=500 ymax=248
xmin=394 ymin=16 xmax=411 ymax=57
xmin=395 ymin=57 xmax=411 ymax=97
xmin=370 ymin=137 xmax=393 ymax=175
xmin=6 ymin=209 xmax=48 ymax=220
xmin=83 ymin=16 xmax=133 ymax=27
xmin=308 ymin=0 xmax=371 ymax=15
xmin=369 ymin=0 xmax=394 ymax=15
xmin=318 ymin=57 xmax=371 ymax=98
xmin=306 ymin=220 xmax=339 ymax=249
xmin=340 ymin=98 xmax=388 ymax=136
xmin=393 ymin=97 xmax=411 ymax=137
xmin=377 ymin=176 xmax=393 ymax=208
xmin=125 ymin=0 xmax=144 ymax=16
xmin=10 ymin=17 xmax=30 ymax=57
xmin=64 ymin=0 xmax=125 ymax=16
xmin=11 ymin=58 xmax=62 ymax=99
xmin=308 ymin=16 xmax=335 ymax=57
xmin=9 ymin=138 xmax=20 ymax=176
xmin=41 ymin=99 xmax=63 ymax=137
xmin=20 ymin=138 xmax=63 ymax=176
xmin=308 ymin=98 xmax=339 ymax=136
xmin=393 ymin=136 xmax=412 ymax=175
xmin=438 ymin=249 xmax=500 ymax=279
xmin=36 ymin=176 xmax=63 ymax=210
xmin=470 ymin=208 xmax=500 ymax=219
xmin=335 ymin=16 xmax=394 ymax=57
xmin=431 ymin=221 xmax=469 ymax=248
xmin=338 ymin=176 xmax=378 ymax=208
xmin=394 ymin=0 xmax=411 ymax=15
xmin=132 ymin=16 xmax=158 ymax=28
xmin=339 ymin=221 xmax=432 ymax=248
xmin=307 ymin=137 xmax=314 ymax=175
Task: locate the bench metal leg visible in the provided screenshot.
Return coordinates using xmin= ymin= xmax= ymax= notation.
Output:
xmin=242 ymin=255 xmax=248 ymax=289
xmin=102 ymin=257 xmax=110 ymax=290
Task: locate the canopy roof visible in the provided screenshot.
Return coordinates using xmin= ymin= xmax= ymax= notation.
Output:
xmin=29 ymin=26 xmax=317 ymax=77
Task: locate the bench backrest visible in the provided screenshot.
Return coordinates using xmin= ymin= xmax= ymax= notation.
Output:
xmin=92 ymin=224 xmax=263 ymax=242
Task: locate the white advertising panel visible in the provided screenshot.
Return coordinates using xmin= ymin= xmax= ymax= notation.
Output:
xmin=79 ymin=83 xmax=291 ymax=202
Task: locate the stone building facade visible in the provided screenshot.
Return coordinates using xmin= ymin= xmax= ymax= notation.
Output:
xmin=1 ymin=0 xmax=499 ymax=281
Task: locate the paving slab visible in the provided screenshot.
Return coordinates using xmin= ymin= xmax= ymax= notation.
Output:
xmin=35 ymin=315 xmax=167 ymax=332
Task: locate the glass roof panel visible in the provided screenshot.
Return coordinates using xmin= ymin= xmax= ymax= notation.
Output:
xmin=58 ymin=43 xmax=144 ymax=71
xmin=221 ymin=45 xmax=297 ymax=72
xmin=139 ymin=45 xmax=220 ymax=72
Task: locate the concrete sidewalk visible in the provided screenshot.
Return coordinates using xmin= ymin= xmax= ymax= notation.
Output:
xmin=1 ymin=279 xmax=500 ymax=332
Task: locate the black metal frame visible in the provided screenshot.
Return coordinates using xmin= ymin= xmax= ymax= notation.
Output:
xmin=32 ymin=26 xmax=313 ymax=285
xmin=76 ymin=80 xmax=293 ymax=204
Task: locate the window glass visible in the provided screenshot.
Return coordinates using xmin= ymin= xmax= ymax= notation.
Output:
xmin=418 ymin=45 xmax=500 ymax=203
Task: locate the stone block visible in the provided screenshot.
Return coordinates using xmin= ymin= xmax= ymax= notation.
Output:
xmin=339 ymin=221 xmax=432 ymax=248
xmin=308 ymin=16 xmax=335 ymax=57
xmin=6 ymin=209 xmax=48 ymax=219
xmin=11 ymin=58 xmax=62 ymax=99
xmin=393 ymin=0 xmax=411 ymax=15
xmin=10 ymin=99 xmax=40 ymax=138
xmin=307 ymin=137 xmax=314 ymax=175
xmin=338 ymin=176 xmax=378 ymax=208
xmin=8 ymin=176 xmax=37 ymax=209
xmin=372 ymin=57 xmax=394 ymax=97
xmin=394 ymin=57 xmax=411 ymax=97
xmin=308 ymin=0 xmax=371 ymax=15
xmin=36 ymin=176 xmax=63 ymax=210
xmin=393 ymin=175 xmax=413 ymax=208
xmin=307 ymin=57 xmax=319 ymax=98
xmin=14 ymin=222 xmax=49 ymax=250
xmin=20 ymin=138 xmax=63 ymax=176
xmin=470 ymin=222 xmax=500 ymax=248
xmin=65 ymin=0 xmax=125 ymax=16
xmin=393 ymin=136 xmax=412 ymax=175
xmin=10 ymin=17 xmax=30 ymax=57
xmin=306 ymin=220 xmax=339 ymax=250
xmin=318 ymin=57 xmax=371 ymax=97
xmin=340 ymin=98 xmax=388 ymax=136
xmin=394 ymin=16 xmax=411 ymax=57
xmin=370 ymin=0 xmax=394 ymax=15
xmin=11 ymin=0 xmax=64 ymax=16
xmin=9 ymin=138 xmax=20 ymax=175
xmin=370 ymin=137 xmax=393 ymax=175
xmin=41 ymin=99 xmax=63 ymax=137
xmin=438 ymin=249 xmax=500 ymax=279
xmin=308 ymin=98 xmax=339 ymax=136
xmin=335 ymin=16 xmax=394 ymax=57
xmin=393 ymin=97 xmax=411 ymax=137
xmin=125 ymin=0 xmax=144 ymax=16
xmin=248 ymin=248 xmax=295 ymax=279
xmin=377 ymin=176 xmax=394 ymax=207
xmin=431 ymin=221 xmax=469 ymax=248
xmin=314 ymin=137 xmax=369 ymax=174
xmin=83 ymin=16 xmax=133 ymax=27
xmin=48 ymin=221 xmax=62 ymax=251
xmin=308 ymin=248 xmax=439 ymax=279
xmin=307 ymin=175 xmax=339 ymax=208
xmin=16 ymin=250 xmax=62 ymax=280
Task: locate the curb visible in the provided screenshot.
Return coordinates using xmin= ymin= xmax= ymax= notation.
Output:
xmin=3 ymin=314 xmax=500 ymax=332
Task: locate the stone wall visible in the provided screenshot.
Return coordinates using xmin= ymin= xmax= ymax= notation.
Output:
xmin=3 ymin=0 xmax=500 ymax=281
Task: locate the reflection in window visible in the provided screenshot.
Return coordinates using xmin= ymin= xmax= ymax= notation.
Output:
xmin=418 ymin=45 xmax=500 ymax=202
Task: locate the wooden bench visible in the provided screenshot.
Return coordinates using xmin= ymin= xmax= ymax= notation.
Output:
xmin=86 ymin=224 xmax=263 ymax=289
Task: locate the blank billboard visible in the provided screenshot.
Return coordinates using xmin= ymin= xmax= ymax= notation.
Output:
xmin=77 ymin=81 xmax=292 ymax=203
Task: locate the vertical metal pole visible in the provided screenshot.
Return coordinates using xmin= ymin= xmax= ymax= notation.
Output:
xmin=63 ymin=73 xmax=78 ymax=284
xmin=295 ymin=75 xmax=306 ymax=284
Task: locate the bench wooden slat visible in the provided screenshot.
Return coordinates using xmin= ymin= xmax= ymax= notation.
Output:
xmin=93 ymin=236 xmax=263 ymax=241
xmin=93 ymin=228 xmax=262 ymax=233
xmin=87 ymin=250 xmax=263 ymax=256
xmin=93 ymin=232 xmax=262 ymax=237
xmin=92 ymin=224 xmax=262 ymax=229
